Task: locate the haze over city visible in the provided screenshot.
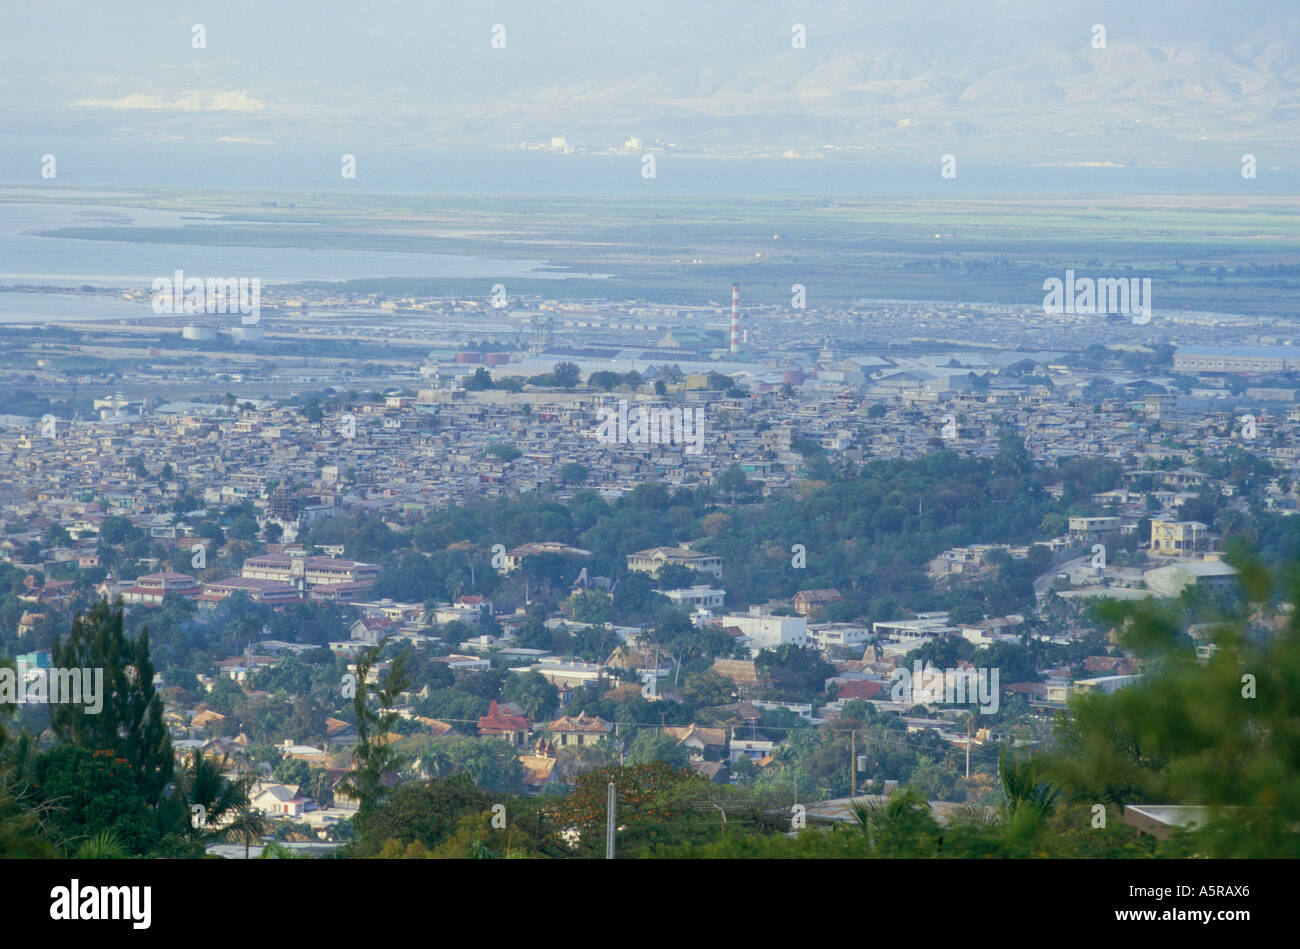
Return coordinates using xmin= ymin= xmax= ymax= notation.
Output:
xmin=0 ymin=0 xmax=1293 ymax=930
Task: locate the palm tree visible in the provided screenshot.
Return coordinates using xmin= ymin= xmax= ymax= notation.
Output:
xmin=998 ymin=745 xmax=1060 ymax=821
xmin=947 ymin=801 xmax=999 ymax=826
xmin=75 ymin=830 xmax=126 ymax=859
xmin=850 ymin=787 xmax=937 ymax=855
xmin=417 ymin=741 xmax=454 ymax=779
xmin=851 ymin=787 xmax=931 ymax=830
xmin=222 ymin=809 xmax=272 ymax=859
xmin=169 ymin=749 xmax=261 ymax=855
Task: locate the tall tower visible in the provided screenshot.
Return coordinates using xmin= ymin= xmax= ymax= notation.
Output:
xmin=730 ymin=284 xmax=740 ymax=356
xmin=527 ymin=315 xmax=554 ymax=356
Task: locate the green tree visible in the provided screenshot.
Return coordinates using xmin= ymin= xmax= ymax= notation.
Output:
xmin=501 ymin=670 xmax=560 ymax=720
xmin=0 ymin=687 xmax=58 ymax=856
xmin=558 ymin=462 xmax=589 ymax=484
xmin=227 ymin=514 xmax=260 ymax=542
xmin=49 ymin=599 xmax=173 ymax=805
xmin=273 ymin=755 xmax=312 ymax=790
xmin=547 ymin=761 xmax=713 ymax=857
xmin=848 ymin=788 xmax=944 ymax=856
xmin=627 ymin=729 xmax=690 ymax=769
xmin=553 ymin=362 xmax=581 ymax=389
xmin=337 ymin=641 xmax=413 ymax=814
xmin=754 ymin=644 xmax=836 ymax=701
xmin=442 ymin=738 xmax=526 ymax=793
xmin=587 ymin=371 xmax=621 ymax=392
xmin=24 ymin=745 xmax=159 ymax=855
xmin=1042 ymin=555 xmax=1300 ymax=857
xmin=351 ymin=774 xmax=488 ymax=856
xmin=839 ymin=699 xmax=873 ymax=722
xmin=681 ymin=669 xmax=735 ymax=709
xmin=569 ymin=592 xmax=614 ymax=625
xmin=715 ymin=465 xmax=752 ymax=498
xmin=98 ymin=516 xmax=137 ymax=545
xmin=171 ymin=749 xmax=259 ymax=850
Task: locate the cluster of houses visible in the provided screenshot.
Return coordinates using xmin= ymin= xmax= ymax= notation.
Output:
xmin=8 ymin=317 xmax=1300 ymax=566
xmin=6 ymin=296 xmax=1297 ymax=847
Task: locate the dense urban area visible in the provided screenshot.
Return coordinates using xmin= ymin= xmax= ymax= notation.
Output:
xmin=1 ymin=281 xmax=1296 ymax=859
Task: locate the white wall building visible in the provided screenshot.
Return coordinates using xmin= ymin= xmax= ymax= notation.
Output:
xmin=662 ymin=585 xmax=726 ymax=611
xmin=806 ymin=623 xmax=871 ymax=652
xmin=872 ymin=612 xmax=958 ymax=641
xmin=720 ymin=611 xmax=807 ymax=652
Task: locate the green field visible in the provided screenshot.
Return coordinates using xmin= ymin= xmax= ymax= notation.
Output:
xmin=13 ymin=188 xmax=1300 ymax=314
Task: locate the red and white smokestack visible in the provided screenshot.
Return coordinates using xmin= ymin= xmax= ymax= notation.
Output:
xmin=730 ymin=283 xmax=740 ymax=356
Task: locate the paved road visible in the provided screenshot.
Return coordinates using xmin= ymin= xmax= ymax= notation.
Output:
xmin=1035 ymin=553 xmax=1088 ymax=598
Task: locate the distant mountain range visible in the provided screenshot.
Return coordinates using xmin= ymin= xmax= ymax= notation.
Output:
xmin=3 ymin=0 xmax=1297 ymax=166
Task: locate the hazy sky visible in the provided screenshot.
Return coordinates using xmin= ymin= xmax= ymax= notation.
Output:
xmin=2 ymin=1 xmax=1297 ymax=166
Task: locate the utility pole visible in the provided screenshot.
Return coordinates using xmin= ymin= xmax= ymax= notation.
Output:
xmin=850 ymin=730 xmax=857 ymax=797
xmin=965 ymin=716 xmax=972 ymax=779
xmin=605 ymin=782 xmax=616 ymax=860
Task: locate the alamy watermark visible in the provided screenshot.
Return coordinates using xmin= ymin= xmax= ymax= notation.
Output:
xmin=50 ymin=879 xmax=150 ymax=929
xmin=0 ymin=661 xmax=103 ymax=713
xmin=890 ymin=662 xmax=1000 ymax=714
xmin=594 ymin=400 xmax=706 ymax=454
xmin=1042 ymin=269 xmax=1151 ymax=324
xmin=152 ymin=270 xmax=260 ymax=324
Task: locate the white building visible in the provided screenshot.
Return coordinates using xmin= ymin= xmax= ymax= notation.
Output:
xmin=1143 ymin=561 xmax=1238 ymax=597
xmin=806 ymin=623 xmax=871 ymax=651
xmin=752 ymin=700 xmax=813 ymax=720
xmin=958 ymin=614 xmax=1026 ymax=647
xmin=1072 ymin=674 xmax=1143 ymax=696
xmin=662 ymin=585 xmax=726 ymax=612
xmin=729 ymin=739 xmax=775 ymax=764
xmin=1068 ymin=515 xmax=1123 ymax=539
xmin=512 ymin=660 xmax=605 ymax=690
xmin=872 ymin=612 xmax=958 ymax=642
xmin=719 ymin=611 xmax=807 ymax=652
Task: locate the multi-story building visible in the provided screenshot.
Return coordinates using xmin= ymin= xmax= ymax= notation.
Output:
xmin=241 ymin=553 xmax=380 ymax=587
xmin=1068 ymin=515 xmax=1123 ymax=540
xmin=120 ymin=572 xmax=202 ymax=605
xmin=502 ymin=542 xmax=592 ymax=572
xmin=1150 ymin=519 xmax=1207 ymax=554
xmin=662 ymin=585 xmax=726 ymax=611
xmin=873 ymin=612 xmax=959 ymax=641
xmin=718 ymin=611 xmax=807 ymax=652
xmin=544 ymin=711 xmax=614 ymax=748
xmin=806 ymin=623 xmax=871 ymax=651
xmin=477 ymin=700 xmax=532 ymax=747
xmin=1173 ymin=346 xmax=1300 ymax=374
xmin=793 ymin=588 xmax=844 ymax=616
xmin=200 ymin=577 xmax=303 ymax=606
xmin=626 ymin=545 xmax=723 ymax=578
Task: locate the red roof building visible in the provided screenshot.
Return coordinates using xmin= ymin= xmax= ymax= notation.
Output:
xmin=836 ymin=679 xmax=886 ymax=701
xmin=793 ymin=589 xmax=844 ymax=616
xmin=478 ymin=700 xmax=531 ymax=746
